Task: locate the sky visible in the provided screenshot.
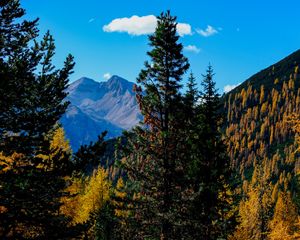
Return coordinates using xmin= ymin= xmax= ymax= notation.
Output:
xmin=23 ymin=0 xmax=300 ymax=93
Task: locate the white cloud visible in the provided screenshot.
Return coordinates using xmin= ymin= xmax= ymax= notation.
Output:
xmin=103 ymin=15 xmax=156 ymax=35
xmin=224 ymin=83 xmax=240 ymax=93
xmin=177 ymin=23 xmax=192 ymax=36
xmin=184 ymin=45 xmax=201 ymax=54
xmin=103 ymin=15 xmax=192 ymax=36
xmin=88 ymin=18 xmax=95 ymax=23
xmin=103 ymin=73 xmax=112 ymax=80
xmin=197 ymin=25 xmax=218 ymax=37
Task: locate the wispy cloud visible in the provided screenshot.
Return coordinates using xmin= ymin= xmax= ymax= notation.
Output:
xmin=103 ymin=15 xmax=192 ymax=36
xmin=197 ymin=25 xmax=219 ymax=37
xmin=184 ymin=45 xmax=201 ymax=54
xmin=88 ymin=18 xmax=95 ymax=23
xmin=103 ymin=73 xmax=112 ymax=80
xmin=224 ymin=83 xmax=240 ymax=93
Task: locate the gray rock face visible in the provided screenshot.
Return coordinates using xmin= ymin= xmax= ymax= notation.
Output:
xmin=60 ymin=75 xmax=141 ymax=150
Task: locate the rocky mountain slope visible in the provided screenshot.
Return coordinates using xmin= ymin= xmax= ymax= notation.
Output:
xmin=61 ymin=75 xmax=141 ymax=150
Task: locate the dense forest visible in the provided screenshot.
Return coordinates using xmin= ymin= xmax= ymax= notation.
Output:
xmin=0 ymin=1 xmax=299 ymax=239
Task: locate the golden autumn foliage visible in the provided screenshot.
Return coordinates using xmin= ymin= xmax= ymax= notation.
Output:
xmin=50 ymin=127 xmax=72 ymax=156
xmin=0 ymin=152 xmax=24 ymax=172
xmin=36 ymin=127 xmax=72 ymax=170
xmin=226 ymin=65 xmax=300 ymax=240
xmin=60 ymin=175 xmax=85 ymax=223
xmin=231 ymin=163 xmax=273 ymax=240
xmin=260 ymin=85 xmax=265 ymax=104
xmin=61 ymin=167 xmax=111 ymax=225
xmin=287 ymin=113 xmax=300 ymax=153
xmin=225 ymin=66 xmax=300 ymax=171
xmin=229 ymin=187 xmax=263 ymax=240
xmin=113 ymin=177 xmax=130 ymax=218
xmin=268 ymin=192 xmax=299 ymax=240
xmin=78 ymin=168 xmax=111 ymax=223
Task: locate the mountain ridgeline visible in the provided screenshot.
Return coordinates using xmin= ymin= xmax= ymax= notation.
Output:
xmin=61 ymin=75 xmax=141 ymax=150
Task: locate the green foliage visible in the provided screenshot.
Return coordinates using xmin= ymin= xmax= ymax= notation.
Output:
xmin=114 ymin=12 xmax=233 ymax=240
xmin=119 ymin=10 xmax=191 ymax=239
xmin=74 ymin=131 xmax=107 ymax=173
xmin=187 ymin=66 xmax=234 ymax=239
xmin=0 ymin=1 xmax=75 ymax=238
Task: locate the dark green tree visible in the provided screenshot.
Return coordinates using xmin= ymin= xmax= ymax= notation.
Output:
xmin=74 ymin=131 xmax=107 ymax=173
xmin=192 ymin=65 xmax=234 ymax=239
xmin=182 ymin=72 xmax=201 ymax=194
xmin=0 ymin=0 xmax=75 ymax=238
xmin=119 ymin=11 xmax=191 ymax=239
xmin=184 ymin=72 xmax=198 ymax=109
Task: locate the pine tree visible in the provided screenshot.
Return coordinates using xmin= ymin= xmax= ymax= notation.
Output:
xmin=183 ymin=72 xmax=202 ymax=188
xmin=119 ymin=11 xmax=190 ymax=239
xmin=184 ymin=72 xmax=198 ymax=110
xmin=73 ymin=131 xmax=107 ymax=173
xmin=192 ymin=65 xmax=233 ymax=239
xmin=0 ymin=1 xmax=75 ymax=238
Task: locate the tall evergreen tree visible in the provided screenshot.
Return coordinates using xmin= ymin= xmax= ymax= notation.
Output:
xmin=183 ymin=72 xmax=199 ymax=129
xmin=119 ymin=11 xmax=190 ymax=239
xmin=185 ymin=72 xmax=198 ymax=109
xmin=0 ymin=1 xmax=75 ymax=238
xmin=191 ymin=65 xmax=234 ymax=239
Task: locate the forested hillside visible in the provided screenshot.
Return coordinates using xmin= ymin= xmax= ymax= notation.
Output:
xmin=224 ymin=50 xmax=300 ymax=239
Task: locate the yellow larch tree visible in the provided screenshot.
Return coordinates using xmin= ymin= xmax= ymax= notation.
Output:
xmin=268 ymin=191 xmax=299 ymax=240
xmin=73 ymin=167 xmax=111 ymax=224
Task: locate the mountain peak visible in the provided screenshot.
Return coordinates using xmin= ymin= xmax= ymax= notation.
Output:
xmin=62 ymin=74 xmax=141 ymax=150
xmin=105 ymin=75 xmax=134 ymax=94
xmin=107 ymin=75 xmax=130 ymax=84
xmin=77 ymin=76 xmax=96 ymax=82
xmin=69 ymin=77 xmax=99 ymax=91
xmin=76 ymin=77 xmax=97 ymax=85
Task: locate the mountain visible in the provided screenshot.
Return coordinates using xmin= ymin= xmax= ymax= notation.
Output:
xmin=61 ymin=75 xmax=141 ymax=150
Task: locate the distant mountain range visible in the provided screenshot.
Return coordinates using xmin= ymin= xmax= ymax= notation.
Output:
xmin=61 ymin=75 xmax=141 ymax=150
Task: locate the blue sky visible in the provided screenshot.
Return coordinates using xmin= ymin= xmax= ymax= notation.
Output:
xmin=23 ymin=0 xmax=300 ymax=92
